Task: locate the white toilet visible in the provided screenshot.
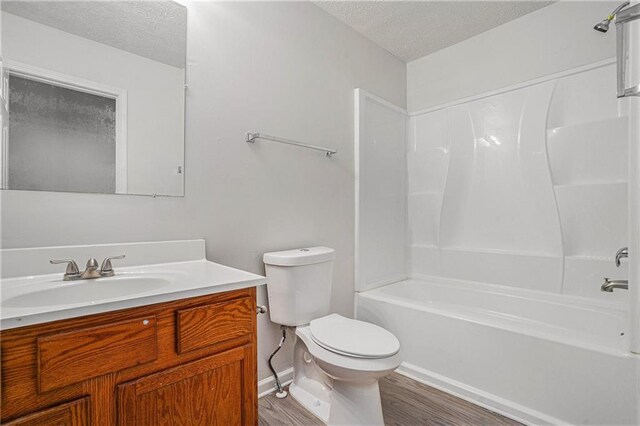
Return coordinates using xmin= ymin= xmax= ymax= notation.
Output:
xmin=263 ymin=247 xmax=401 ymax=426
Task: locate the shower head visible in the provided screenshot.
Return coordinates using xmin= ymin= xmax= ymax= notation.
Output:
xmin=593 ymin=1 xmax=630 ymax=33
xmin=593 ymin=18 xmax=611 ymax=33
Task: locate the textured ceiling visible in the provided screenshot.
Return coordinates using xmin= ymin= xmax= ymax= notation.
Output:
xmin=1 ymin=1 xmax=187 ymax=68
xmin=314 ymin=1 xmax=554 ymax=62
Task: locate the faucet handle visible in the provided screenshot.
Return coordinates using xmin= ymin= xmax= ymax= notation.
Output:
xmin=615 ymin=247 xmax=629 ymax=267
xmin=50 ymin=259 xmax=80 ymax=280
xmin=100 ymin=255 xmax=125 ymax=276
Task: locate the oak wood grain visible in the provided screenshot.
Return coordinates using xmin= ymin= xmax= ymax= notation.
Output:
xmin=83 ymin=373 xmax=116 ymax=426
xmin=177 ymin=296 xmax=253 ymax=354
xmin=242 ymin=342 xmax=258 ymax=426
xmin=38 ymin=316 xmax=158 ymax=392
xmin=3 ymin=396 xmax=90 ymax=426
xmin=1 ymin=287 xmax=257 ymax=424
xmin=117 ymin=347 xmax=247 ymax=426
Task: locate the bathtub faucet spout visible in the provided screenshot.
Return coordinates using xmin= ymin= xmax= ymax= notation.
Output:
xmin=601 ymin=278 xmax=628 ymax=292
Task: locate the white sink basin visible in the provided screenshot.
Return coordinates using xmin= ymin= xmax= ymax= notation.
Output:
xmin=3 ymin=275 xmax=172 ymax=308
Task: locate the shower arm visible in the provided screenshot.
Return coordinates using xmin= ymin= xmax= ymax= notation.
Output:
xmin=609 ymin=1 xmax=631 ymax=21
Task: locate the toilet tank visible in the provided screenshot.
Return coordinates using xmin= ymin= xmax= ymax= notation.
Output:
xmin=263 ymin=247 xmax=335 ymax=326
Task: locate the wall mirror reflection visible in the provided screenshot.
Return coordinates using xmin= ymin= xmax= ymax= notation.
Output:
xmin=0 ymin=1 xmax=187 ymax=196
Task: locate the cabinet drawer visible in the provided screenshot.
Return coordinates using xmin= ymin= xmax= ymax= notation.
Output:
xmin=177 ymin=297 xmax=253 ymax=354
xmin=37 ymin=316 xmax=157 ymax=392
xmin=3 ymin=397 xmax=90 ymax=425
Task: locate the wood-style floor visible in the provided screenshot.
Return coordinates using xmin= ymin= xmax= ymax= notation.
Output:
xmin=258 ymin=373 xmax=522 ymax=426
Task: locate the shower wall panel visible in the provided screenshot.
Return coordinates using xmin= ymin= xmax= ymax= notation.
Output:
xmin=408 ymin=62 xmax=629 ymax=301
xmin=355 ymin=89 xmax=407 ymax=291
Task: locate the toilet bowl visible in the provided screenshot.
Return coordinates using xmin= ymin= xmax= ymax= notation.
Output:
xmin=290 ymin=314 xmax=401 ymax=425
xmin=263 ymin=247 xmax=401 ymax=426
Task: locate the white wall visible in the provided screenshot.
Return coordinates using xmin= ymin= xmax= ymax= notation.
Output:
xmin=0 ymin=1 xmax=406 ymax=382
xmin=2 ymin=12 xmax=185 ymax=196
xmin=407 ymin=1 xmax=616 ymax=112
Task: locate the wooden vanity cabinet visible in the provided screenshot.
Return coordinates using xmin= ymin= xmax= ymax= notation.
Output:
xmin=3 ymin=397 xmax=90 ymax=425
xmin=0 ymin=287 xmax=258 ymax=425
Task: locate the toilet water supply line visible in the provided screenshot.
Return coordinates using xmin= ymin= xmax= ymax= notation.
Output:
xmin=268 ymin=325 xmax=289 ymax=399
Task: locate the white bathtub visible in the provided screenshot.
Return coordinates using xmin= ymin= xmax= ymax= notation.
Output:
xmin=356 ymin=278 xmax=639 ymax=425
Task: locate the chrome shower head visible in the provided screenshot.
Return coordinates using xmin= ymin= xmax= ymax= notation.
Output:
xmin=593 ymin=1 xmax=630 ymax=33
xmin=593 ymin=18 xmax=611 ymax=33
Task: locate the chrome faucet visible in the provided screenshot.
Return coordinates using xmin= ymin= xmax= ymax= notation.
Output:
xmin=602 ymin=278 xmax=628 ymax=292
xmin=615 ymin=247 xmax=628 ymax=267
xmin=601 ymin=247 xmax=630 ymax=292
xmin=50 ymin=255 xmax=125 ymax=281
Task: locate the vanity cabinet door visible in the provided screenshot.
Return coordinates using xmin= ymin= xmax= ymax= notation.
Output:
xmin=117 ymin=345 xmax=256 ymax=426
xmin=3 ymin=397 xmax=90 ymax=425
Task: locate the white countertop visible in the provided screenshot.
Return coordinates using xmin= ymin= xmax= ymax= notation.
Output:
xmin=1 ymin=259 xmax=266 ymax=330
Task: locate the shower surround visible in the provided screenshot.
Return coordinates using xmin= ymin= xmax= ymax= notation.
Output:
xmin=407 ymin=61 xmax=628 ymax=301
xmin=354 ymin=60 xmax=638 ymax=424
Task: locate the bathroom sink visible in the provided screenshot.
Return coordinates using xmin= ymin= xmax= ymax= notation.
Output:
xmin=1 ymin=240 xmax=267 ymax=330
xmin=3 ymin=275 xmax=172 ymax=308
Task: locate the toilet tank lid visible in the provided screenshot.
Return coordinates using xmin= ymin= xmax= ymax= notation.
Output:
xmin=263 ymin=247 xmax=335 ymax=266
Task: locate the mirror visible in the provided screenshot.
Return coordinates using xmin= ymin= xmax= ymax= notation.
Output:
xmin=0 ymin=1 xmax=187 ymax=196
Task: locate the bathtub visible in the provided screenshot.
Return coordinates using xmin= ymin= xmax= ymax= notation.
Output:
xmin=356 ymin=278 xmax=639 ymax=425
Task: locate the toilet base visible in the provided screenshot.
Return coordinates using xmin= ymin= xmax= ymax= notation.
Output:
xmin=327 ymin=379 xmax=385 ymax=425
xmin=289 ymin=379 xmax=385 ymax=426
xmin=289 ymin=382 xmax=330 ymax=423
xmin=290 ymin=327 xmax=395 ymax=426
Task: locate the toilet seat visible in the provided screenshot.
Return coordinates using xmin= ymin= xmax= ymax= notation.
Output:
xmin=295 ymin=325 xmax=402 ymax=375
xmin=310 ymin=314 xmax=400 ymax=359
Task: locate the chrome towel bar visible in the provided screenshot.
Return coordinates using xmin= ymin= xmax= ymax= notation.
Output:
xmin=246 ymin=132 xmax=337 ymax=157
